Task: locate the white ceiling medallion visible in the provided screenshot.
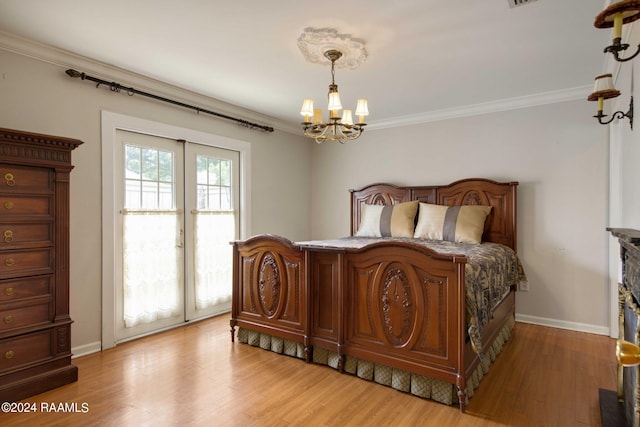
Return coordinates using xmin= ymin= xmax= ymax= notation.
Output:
xmin=297 ymin=27 xmax=367 ymax=70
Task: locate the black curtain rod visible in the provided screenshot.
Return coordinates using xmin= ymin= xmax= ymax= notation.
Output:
xmin=65 ymin=69 xmax=274 ymax=133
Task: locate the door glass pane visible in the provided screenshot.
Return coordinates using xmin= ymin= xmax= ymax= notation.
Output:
xmin=142 ymin=181 xmax=158 ymax=209
xmin=158 ymin=151 xmax=173 ymax=182
xmin=220 ymin=160 xmax=231 ymax=186
xmin=141 ymin=148 xmax=158 ymax=181
xmin=123 ymin=212 xmax=181 ymax=327
xmin=126 ymin=145 xmax=175 ymax=210
xmin=125 ymin=146 xmax=140 ymax=179
xmin=196 ymin=155 xmax=232 ymax=211
xmin=194 ymin=213 xmax=234 ymax=310
xmin=159 ymin=182 xmax=173 ymax=209
xmin=208 ymin=158 xmax=220 ymax=186
xmin=125 ymin=180 xmax=141 ymax=209
xmin=220 ymin=187 xmax=231 ymax=210
xmin=192 ymin=153 xmax=236 ymax=312
xmin=208 ymin=187 xmax=221 ymax=210
xmin=122 ymin=143 xmax=181 ymax=330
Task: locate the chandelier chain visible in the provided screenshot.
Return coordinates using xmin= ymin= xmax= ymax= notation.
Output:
xmin=331 ymin=59 xmax=336 ymax=86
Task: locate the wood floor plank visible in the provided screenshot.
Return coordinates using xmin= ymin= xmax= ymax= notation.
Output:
xmin=0 ymin=315 xmax=617 ymax=426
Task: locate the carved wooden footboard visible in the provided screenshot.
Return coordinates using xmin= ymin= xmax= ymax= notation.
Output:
xmin=230 ymin=235 xmax=310 ymax=361
xmin=230 ymin=236 xmax=472 ymax=408
xmin=230 ymin=179 xmax=520 ymax=413
xmin=343 ymin=241 xmax=469 ymax=403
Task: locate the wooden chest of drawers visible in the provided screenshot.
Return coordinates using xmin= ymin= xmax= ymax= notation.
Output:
xmin=0 ymin=128 xmax=82 ymax=401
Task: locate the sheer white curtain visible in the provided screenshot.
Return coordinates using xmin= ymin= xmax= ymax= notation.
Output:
xmin=194 ymin=211 xmax=235 ymax=310
xmin=123 ymin=211 xmax=181 ymax=327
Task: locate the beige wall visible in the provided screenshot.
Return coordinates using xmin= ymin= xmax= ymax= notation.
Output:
xmin=0 ymin=47 xmax=311 ymax=352
xmin=310 ymin=100 xmax=611 ymax=333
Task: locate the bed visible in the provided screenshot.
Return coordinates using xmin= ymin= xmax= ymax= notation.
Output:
xmin=229 ymin=178 xmax=526 ymax=412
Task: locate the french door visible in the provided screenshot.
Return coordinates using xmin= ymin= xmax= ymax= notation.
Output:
xmin=185 ymin=143 xmax=239 ymax=321
xmin=114 ymin=129 xmax=239 ymax=342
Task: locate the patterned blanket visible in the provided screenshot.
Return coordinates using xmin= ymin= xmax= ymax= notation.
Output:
xmin=296 ymin=237 xmax=527 ymax=355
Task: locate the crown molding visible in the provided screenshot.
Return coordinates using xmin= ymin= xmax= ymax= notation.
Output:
xmin=368 ymin=85 xmax=593 ymax=130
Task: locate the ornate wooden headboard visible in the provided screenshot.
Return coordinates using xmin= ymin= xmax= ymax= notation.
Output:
xmin=349 ymin=178 xmax=519 ymax=250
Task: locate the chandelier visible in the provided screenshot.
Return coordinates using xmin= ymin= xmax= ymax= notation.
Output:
xmin=299 ymin=49 xmax=369 ymax=144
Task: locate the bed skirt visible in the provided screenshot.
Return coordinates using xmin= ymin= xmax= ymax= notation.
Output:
xmin=236 ymin=315 xmax=515 ymax=406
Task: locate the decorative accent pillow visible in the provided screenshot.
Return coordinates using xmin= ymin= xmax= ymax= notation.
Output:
xmin=355 ymin=201 xmax=419 ymax=238
xmin=413 ymin=203 xmax=491 ymax=244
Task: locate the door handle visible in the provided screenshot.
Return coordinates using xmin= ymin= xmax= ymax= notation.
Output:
xmin=177 ymin=228 xmax=184 ymax=248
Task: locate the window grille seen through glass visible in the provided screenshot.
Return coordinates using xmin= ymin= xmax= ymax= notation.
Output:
xmin=125 ymin=145 xmax=174 ymax=209
xmin=196 ymin=155 xmax=232 ymax=211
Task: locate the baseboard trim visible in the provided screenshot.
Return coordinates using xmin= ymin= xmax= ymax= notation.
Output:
xmin=516 ymin=313 xmax=610 ymax=336
xmin=72 ymin=341 xmax=102 ymax=358
xmin=70 ymin=316 xmax=609 ymax=359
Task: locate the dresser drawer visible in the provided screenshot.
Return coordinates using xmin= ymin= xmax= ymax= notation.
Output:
xmin=0 ymin=223 xmax=52 ymax=248
xmin=0 ymin=330 xmax=52 ymax=373
xmin=0 ymin=276 xmax=52 ymax=302
xmin=0 ymin=165 xmax=51 ymax=193
xmin=0 ymin=249 xmax=53 ymax=278
xmin=0 ymin=195 xmax=51 ymax=215
xmin=0 ymin=302 xmax=51 ymax=332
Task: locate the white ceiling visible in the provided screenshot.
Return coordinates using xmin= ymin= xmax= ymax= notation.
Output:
xmin=0 ymin=0 xmax=613 ymax=132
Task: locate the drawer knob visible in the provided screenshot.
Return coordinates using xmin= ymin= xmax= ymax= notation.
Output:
xmin=4 ymin=287 xmax=13 ymax=296
xmin=4 ymin=258 xmax=14 ymax=267
xmin=3 ymin=201 xmax=13 ymax=210
xmin=4 ymin=350 xmax=14 ymax=359
xmin=4 ymin=173 xmax=15 ymax=187
xmin=3 ymin=230 xmax=13 ymax=243
xmin=3 ymin=315 xmax=12 ymax=324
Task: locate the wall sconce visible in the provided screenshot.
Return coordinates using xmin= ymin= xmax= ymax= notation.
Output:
xmin=595 ymin=0 xmax=640 ymax=62
xmin=588 ymin=73 xmax=634 ymax=129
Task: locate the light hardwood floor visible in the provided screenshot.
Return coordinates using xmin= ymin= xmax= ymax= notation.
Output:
xmin=1 ymin=315 xmax=616 ymax=426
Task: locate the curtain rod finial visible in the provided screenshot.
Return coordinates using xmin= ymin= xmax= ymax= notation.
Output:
xmin=65 ymin=69 xmax=83 ymax=79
